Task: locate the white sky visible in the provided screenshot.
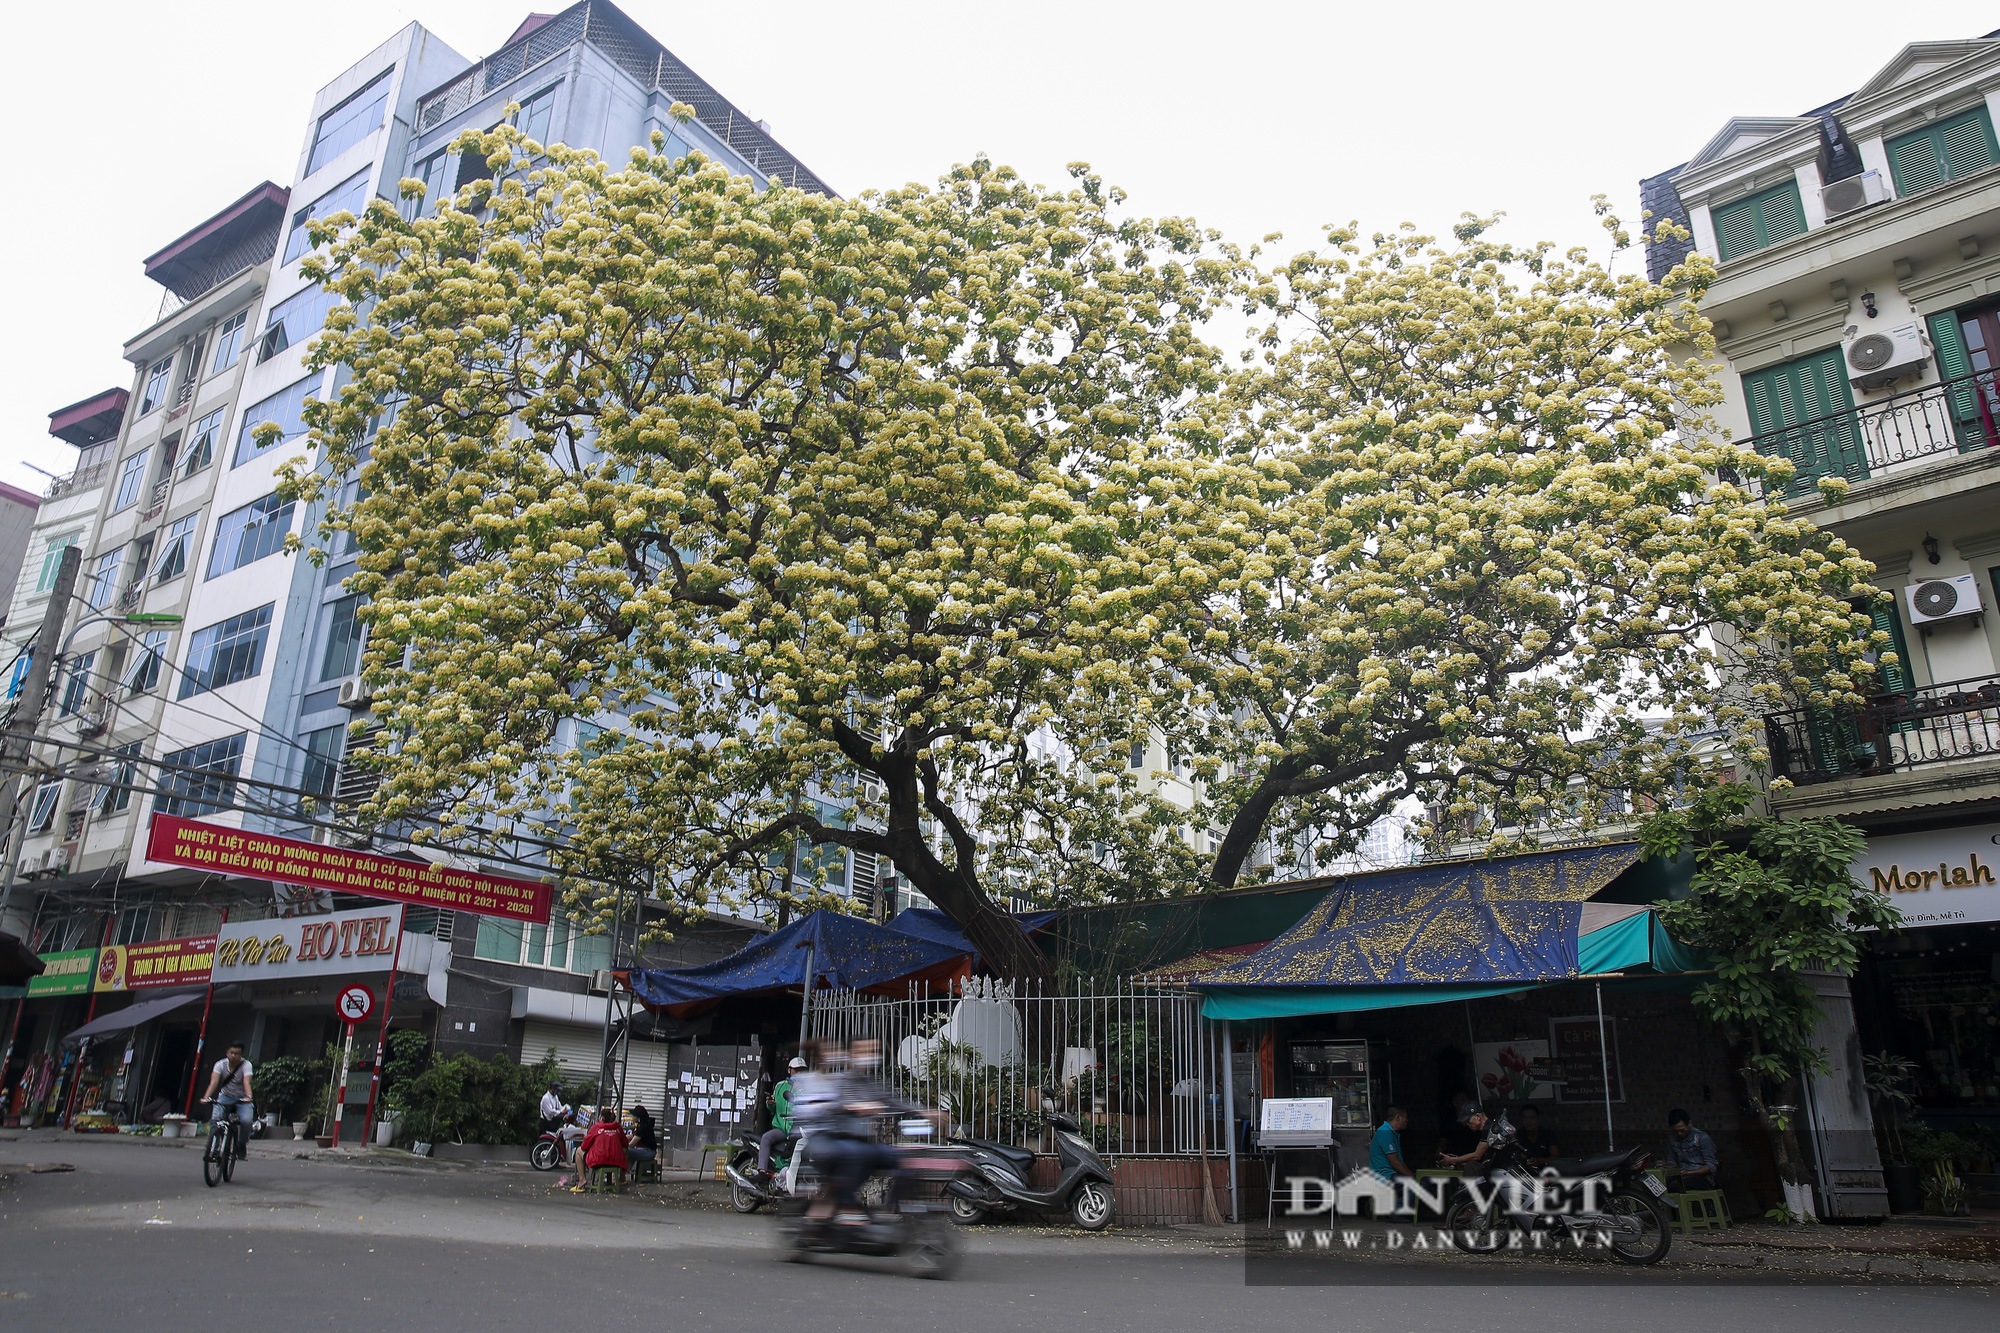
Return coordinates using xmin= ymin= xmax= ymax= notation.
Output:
xmin=3 ymin=0 xmax=1994 ymax=488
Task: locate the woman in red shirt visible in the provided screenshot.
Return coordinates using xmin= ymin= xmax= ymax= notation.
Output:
xmin=581 ymin=1106 xmax=630 ymax=1176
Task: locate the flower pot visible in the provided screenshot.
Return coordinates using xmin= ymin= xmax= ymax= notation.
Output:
xmin=315 ymin=1135 xmax=334 ymax=1148
xmin=291 ymin=1122 xmax=308 ymax=1140
xmin=375 ymin=1119 xmax=398 ymax=1146
xmin=1884 ymin=1162 xmax=1924 ymax=1214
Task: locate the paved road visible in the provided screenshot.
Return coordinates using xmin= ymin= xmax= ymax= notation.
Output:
xmin=2 ymin=1135 xmax=1993 ymax=1331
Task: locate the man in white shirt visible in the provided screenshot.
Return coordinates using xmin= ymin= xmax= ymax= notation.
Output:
xmin=199 ymin=1042 xmax=255 ymax=1159
xmin=539 ymin=1082 xmax=567 ymax=1134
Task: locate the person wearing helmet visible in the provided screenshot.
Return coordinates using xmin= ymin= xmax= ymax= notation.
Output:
xmin=756 ymin=1053 xmax=810 ymax=1178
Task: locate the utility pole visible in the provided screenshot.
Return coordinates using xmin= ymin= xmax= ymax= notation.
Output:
xmin=0 ymin=546 xmax=81 ymax=934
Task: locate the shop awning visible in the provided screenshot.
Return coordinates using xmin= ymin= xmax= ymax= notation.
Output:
xmin=626 ymin=911 xmax=974 ymax=1018
xmin=1192 ymin=843 xmax=1707 ymax=1020
xmin=0 ymin=932 xmax=43 ymax=987
xmin=62 ymin=989 xmax=205 ymax=1045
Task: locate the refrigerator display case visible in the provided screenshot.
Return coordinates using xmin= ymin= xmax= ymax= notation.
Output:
xmin=1288 ymin=1041 xmax=1372 ymax=1128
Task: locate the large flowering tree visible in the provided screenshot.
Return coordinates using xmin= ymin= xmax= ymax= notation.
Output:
xmin=1167 ymin=212 xmax=1881 ymax=886
xmin=284 ymin=120 xmax=1237 ymax=978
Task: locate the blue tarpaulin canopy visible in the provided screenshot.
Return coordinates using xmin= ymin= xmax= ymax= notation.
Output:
xmin=885 ymin=907 xmax=1062 ymax=958
xmin=1193 ymin=844 xmax=1708 ymax=1020
xmin=626 ymin=911 xmax=973 ymax=1017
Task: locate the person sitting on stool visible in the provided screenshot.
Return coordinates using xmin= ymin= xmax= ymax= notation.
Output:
xmin=581 ymin=1105 xmax=631 ymax=1181
xmin=1664 ymin=1108 xmax=1719 ymax=1191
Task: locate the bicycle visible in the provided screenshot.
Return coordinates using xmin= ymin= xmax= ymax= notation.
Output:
xmin=202 ymin=1101 xmax=252 ymax=1188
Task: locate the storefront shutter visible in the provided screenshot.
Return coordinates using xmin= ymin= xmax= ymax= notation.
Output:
xmin=520 ymin=1019 xmax=677 ymax=1110
xmin=1888 ymin=106 xmax=2000 ymax=196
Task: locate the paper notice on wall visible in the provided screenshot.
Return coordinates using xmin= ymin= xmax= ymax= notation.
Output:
xmin=676 ymin=1110 xmax=685 ymax=1125
xmin=724 ymin=1077 xmax=736 ymax=1092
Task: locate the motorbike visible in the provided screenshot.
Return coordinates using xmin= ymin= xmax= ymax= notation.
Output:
xmin=725 ymin=1130 xmax=817 ymax=1212
xmin=945 ymin=1093 xmax=1116 ymax=1231
xmin=529 ymin=1106 xmax=588 ymax=1172
xmin=1443 ymin=1114 xmax=1672 ymax=1265
xmin=772 ymin=1121 xmax=962 ymax=1279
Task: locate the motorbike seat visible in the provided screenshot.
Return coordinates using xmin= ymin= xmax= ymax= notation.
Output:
xmin=955 ymin=1137 xmax=1037 ymax=1170
xmin=1542 ymin=1151 xmax=1634 ymax=1177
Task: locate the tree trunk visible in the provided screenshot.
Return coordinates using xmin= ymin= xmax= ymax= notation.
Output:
xmin=1207 ymin=770 xmax=1294 ymax=889
xmin=887 ymin=825 xmax=1051 ymax=982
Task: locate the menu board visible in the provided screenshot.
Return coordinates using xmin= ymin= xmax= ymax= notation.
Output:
xmin=1259 ymin=1097 xmax=1335 ymax=1145
xmin=1550 ymin=1016 xmax=1624 ymax=1104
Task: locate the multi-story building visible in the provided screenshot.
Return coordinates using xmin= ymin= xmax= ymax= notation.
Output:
xmin=1643 ymin=31 xmax=2000 ymax=1214
xmin=0 ymin=3 xmax=815 ymax=1134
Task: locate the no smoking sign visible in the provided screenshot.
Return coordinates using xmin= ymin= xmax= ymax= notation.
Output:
xmin=336 ymin=984 xmax=375 ymax=1024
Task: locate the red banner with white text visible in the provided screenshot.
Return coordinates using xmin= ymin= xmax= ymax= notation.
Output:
xmin=146 ymin=814 xmax=553 ymax=924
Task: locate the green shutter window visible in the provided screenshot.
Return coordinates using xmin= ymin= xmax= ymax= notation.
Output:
xmin=1927 ymin=309 xmax=1983 ymax=444
xmin=1741 ymin=348 xmax=1863 ymax=485
xmin=1888 ymin=106 xmax=2000 ymax=196
xmin=1864 ymin=599 xmax=1914 ymax=696
xmin=1711 ymin=182 xmax=1809 ymax=261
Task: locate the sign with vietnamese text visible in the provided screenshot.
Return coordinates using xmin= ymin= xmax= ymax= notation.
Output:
xmin=94 ymin=936 xmax=215 ymax=992
xmin=146 ymin=814 xmax=552 ymax=924
xmin=27 ymin=948 xmax=97 ymax=997
xmin=211 ymin=903 xmax=404 ymax=983
xmin=1550 ymin=1016 xmax=1623 ymax=1104
xmin=1851 ymin=823 xmax=2000 ymax=927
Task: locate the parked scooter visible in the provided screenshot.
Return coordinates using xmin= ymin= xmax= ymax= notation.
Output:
xmin=772 ymin=1122 xmax=962 ymax=1278
xmin=945 ymin=1091 xmax=1115 ymax=1231
xmin=529 ymin=1105 xmax=588 ymax=1171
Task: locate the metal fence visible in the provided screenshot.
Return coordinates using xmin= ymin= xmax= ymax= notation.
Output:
xmin=1765 ymin=670 xmax=2000 ymax=785
xmin=808 ymin=978 xmax=1229 ymax=1225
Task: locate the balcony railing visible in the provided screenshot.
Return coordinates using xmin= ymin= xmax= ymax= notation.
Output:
xmin=44 ymin=462 xmax=108 ymax=500
xmin=1765 ymin=671 xmax=2000 ymax=786
xmin=1745 ymin=367 xmax=2000 ymax=492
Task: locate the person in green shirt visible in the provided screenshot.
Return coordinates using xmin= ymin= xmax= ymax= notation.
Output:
xmin=757 ymin=1055 xmax=809 ymax=1177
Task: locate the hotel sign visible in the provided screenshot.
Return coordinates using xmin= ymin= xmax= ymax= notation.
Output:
xmin=1853 ymin=823 xmax=2000 ymax=927
xmin=211 ymin=903 xmax=405 ymax=983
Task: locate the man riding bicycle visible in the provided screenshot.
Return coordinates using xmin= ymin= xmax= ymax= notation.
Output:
xmin=199 ymin=1042 xmax=255 ymax=1160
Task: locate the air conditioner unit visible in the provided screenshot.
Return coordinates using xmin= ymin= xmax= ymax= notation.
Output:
xmin=1821 ymin=170 xmax=1892 ymax=221
xmin=337 ymin=678 xmax=375 ymax=709
xmin=1845 ymin=321 xmax=1929 ymax=390
xmin=589 ymin=969 xmax=615 ymax=994
xmin=1906 ymin=573 xmax=1984 ymax=626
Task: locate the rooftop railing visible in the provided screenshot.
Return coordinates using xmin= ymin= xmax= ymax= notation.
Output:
xmin=413 ymin=1 xmax=832 ymax=195
xmin=1765 ymin=671 xmax=2000 ymax=786
xmin=1745 ymin=366 xmax=2000 ymax=493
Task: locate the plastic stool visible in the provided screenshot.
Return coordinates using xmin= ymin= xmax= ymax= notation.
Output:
xmin=1669 ymin=1189 xmax=1729 ymax=1232
xmin=631 ymin=1155 xmax=660 ymax=1184
xmin=587 ymin=1165 xmax=625 ymax=1194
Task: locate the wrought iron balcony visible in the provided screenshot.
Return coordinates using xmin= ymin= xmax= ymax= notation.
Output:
xmin=1765 ymin=671 xmax=2000 ymax=786
xmin=1745 ymin=367 xmax=2000 ymax=493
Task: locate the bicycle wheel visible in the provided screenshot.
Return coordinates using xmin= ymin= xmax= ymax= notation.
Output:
xmin=221 ymin=1127 xmax=237 ymax=1183
xmin=203 ymin=1125 xmax=224 ymax=1188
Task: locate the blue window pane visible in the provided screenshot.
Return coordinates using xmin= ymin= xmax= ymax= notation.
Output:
xmin=234 ymin=376 xmax=317 ymax=467
xmin=209 ymin=311 xmax=248 ymax=374
xmin=284 ymin=170 xmax=371 ymax=264
xmin=307 ymin=72 xmax=391 ymax=176
xmin=206 ymin=494 xmax=296 ymax=578
xmin=258 ymin=285 xmax=340 ymax=362
xmin=178 ymin=605 xmax=274 ymax=698
xmin=155 ymin=733 xmax=246 ymax=817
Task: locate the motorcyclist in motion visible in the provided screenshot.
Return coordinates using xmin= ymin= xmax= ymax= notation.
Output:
xmin=802 ymin=1038 xmax=940 ymax=1223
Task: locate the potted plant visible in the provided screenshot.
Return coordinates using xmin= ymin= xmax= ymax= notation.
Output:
xmin=1863 ymin=1052 xmax=1924 ymax=1213
xmin=254 ymin=1056 xmax=312 ymax=1137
